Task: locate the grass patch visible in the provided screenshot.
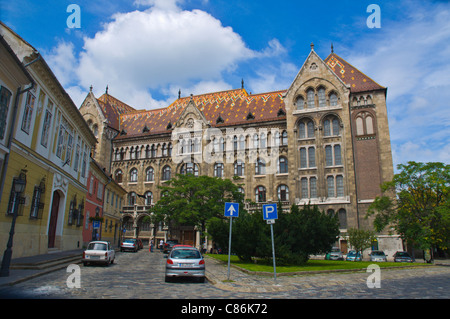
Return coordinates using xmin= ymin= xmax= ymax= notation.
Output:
xmin=205 ymin=254 xmax=429 ymax=273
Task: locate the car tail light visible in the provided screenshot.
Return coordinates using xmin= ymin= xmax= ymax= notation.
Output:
xmin=199 ymin=259 xmax=205 ymax=265
xmin=167 ymin=259 xmax=173 ymax=265
xmin=105 ymin=252 xmax=108 ymax=257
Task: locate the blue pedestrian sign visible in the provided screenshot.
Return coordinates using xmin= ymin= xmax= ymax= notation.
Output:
xmin=224 ymin=202 xmax=239 ymax=217
xmin=262 ymin=203 xmax=278 ymax=220
xmin=93 ymin=221 xmax=101 ymax=229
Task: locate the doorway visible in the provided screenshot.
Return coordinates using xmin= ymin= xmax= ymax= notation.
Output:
xmin=48 ymin=191 xmax=60 ymax=248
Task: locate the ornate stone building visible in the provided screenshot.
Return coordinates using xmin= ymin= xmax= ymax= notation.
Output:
xmin=79 ymin=45 xmax=401 ymax=254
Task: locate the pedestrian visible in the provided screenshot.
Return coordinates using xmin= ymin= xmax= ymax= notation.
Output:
xmin=150 ymin=239 xmax=154 ymax=252
xmin=203 ymin=242 xmax=207 ymax=254
xmin=159 ymin=239 xmax=164 ymax=250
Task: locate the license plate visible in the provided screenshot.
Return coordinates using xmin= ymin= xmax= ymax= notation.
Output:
xmin=90 ymin=256 xmax=100 ymax=260
xmin=179 ymin=263 xmax=194 ymax=267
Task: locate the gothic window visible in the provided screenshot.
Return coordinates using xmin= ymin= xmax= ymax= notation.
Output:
xmin=281 ymin=130 xmax=288 ymax=145
xmin=144 ymin=191 xmax=153 ymax=206
xmin=162 ymin=165 xmax=171 ymax=180
xmin=278 ymin=156 xmax=288 ymax=173
xmin=327 ymin=176 xmax=335 ymax=197
xmin=298 ymin=119 xmax=315 ymax=139
xmin=21 ymin=92 xmax=35 ymax=134
xmin=255 ymin=158 xmax=266 ymax=175
xmin=300 ymin=147 xmax=316 ymax=168
xmin=277 ymin=185 xmax=289 ymax=201
xmin=329 ymin=92 xmax=338 ymax=106
xmin=114 ymin=169 xmax=123 ymax=183
xmin=318 ymin=87 xmax=326 ymax=107
xmin=355 ymin=112 xmax=375 ymax=136
xmin=301 ymin=177 xmax=308 ymax=199
xmin=296 ymin=96 xmax=304 ymax=110
xmin=338 ymin=209 xmax=347 ymax=228
xmin=307 ymin=89 xmax=315 ymax=108
xmin=145 ymin=167 xmax=154 ymax=181
xmin=129 ymin=168 xmax=138 ymax=182
xmin=0 ymin=86 xmax=12 ymax=140
xmin=310 ymin=177 xmax=317 ymax=198
xmin=324 ymin=116 xmax=340 ymax=137
xmin=180 ymin=163 xmax=199 ymax=176
xmin=128 ymin=192 xmax=136 ymax=206
xmin=255 ymin=186 xmax=266 ymax=203
xmin=214 ymin=162 xmax=224 ymax=177
xmin=234 ymin=160 xmax=245 ymax=176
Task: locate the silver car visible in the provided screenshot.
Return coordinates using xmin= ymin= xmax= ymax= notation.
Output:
xmin=165 ymin=247 xmax=205 ymax=282
xmin=83 ymin=241 xmax=115 ymax=266
xmin=370 ymin=250 xmax=387 ymax=262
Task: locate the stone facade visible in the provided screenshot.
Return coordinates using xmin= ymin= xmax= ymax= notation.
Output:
xmin=79 ymin=45 xmax=401 ymax=254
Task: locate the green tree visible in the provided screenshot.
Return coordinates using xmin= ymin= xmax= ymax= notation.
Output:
xmin=149 ymin=174 xmax=244 ymax=243
xmin=368 ymin=161 xmax=450 ymax=255
xmin=346 ymin=228 xmax=376 ymax=260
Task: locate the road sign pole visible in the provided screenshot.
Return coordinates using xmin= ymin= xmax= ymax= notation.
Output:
xmin=227 ymin=216 xmax=233 ymax=281
xmin=270 ymin=223 xmax=277 ymax=283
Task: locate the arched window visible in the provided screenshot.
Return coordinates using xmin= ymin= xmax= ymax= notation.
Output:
xmin=114 ymin=169 xmax=123 ymax=183
xmin=145 ymin=167 xmax=154 ymax=182
xmin=128 ymin=192 xmax=137 ymax=206
xmin=298 ymin=119 xmax=315 ymax=139
xmin=338 ymin=209 xmax=347 ymax=228
xmin=162 ymin=143 xmax=168 ymax=156
xmin=281 ymin=130 xmax=288 ymax=145
xmin=180 ymin=163 xmax=199 ymax=176
xmin=129 ymin=168 xmax=138 ymax=182
xmin=355 ymin=112 xmax=375 ymax=136
xmin=324 ymin=116 xmax=340 ymax=137
xmin=239 ymin=135 xmax=245 ymax=150
xmin=234 ymin=160 xmax=245 ymax=176
xmin=162 ymin=166 xmax=171 ymax=181
xmin=329 ymin=92 xmax=338 ymax=106
xmin=278 ymin=156 xmax=288 ymax=173
xmin=255 ymin=186 xmax=266 ymax=203
xmin=296 ymin=96 xmax=304 ymax=110
xmin=255 ymin=158 xmax=266 ymax=175
xmin=307 ymin=89 xmax=315 ymax=108
xmin=277 ymin=184 xmax=289 ymax=201
xmin=214 ymin=162 xmax=224 ymax=178
xmin=318 ymin=87 xmax=326 ymax=107
xmin=144 ymin=191 xmax=153 ymax=206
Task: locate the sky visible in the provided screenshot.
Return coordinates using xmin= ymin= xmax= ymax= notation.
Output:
xmin=1 ymin=0 xmax=449 ymax=170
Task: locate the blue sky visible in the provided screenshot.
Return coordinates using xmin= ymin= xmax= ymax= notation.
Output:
xmin=1 ymin=0 xmax=449 ymax=169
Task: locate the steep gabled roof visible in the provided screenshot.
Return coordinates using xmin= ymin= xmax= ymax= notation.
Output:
xmin=324 ymin=53 xmax=385 ymax=93
xmin=115 ymin=88 xmax=286 ymax=139
xmin=96 ymin=93 xmax=136 ymax=131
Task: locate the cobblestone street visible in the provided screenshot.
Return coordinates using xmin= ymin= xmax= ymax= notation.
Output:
xmin=0 ymin=248 xmax=449 ymax=300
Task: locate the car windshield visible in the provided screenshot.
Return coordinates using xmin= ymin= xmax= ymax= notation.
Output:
xmin=372 ymin=251 xmax=384 ymax=256
xmin=171 ymin=249 xmax=201 ymax=259
xmin=396 ymin=252 xmax=409 ymax=257
xmin=348 ymin=251 xmax=356 ymax=256
xmin=87 ymin=243 xmax=107 ymax=251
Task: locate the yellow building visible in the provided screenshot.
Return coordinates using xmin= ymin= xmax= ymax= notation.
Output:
xmin=0 ymin=22 xmax=97 ymax=260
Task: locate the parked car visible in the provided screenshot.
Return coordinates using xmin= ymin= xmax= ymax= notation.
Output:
xmin=163 ymin=239 xmax=179 ymax=254
xmin=370 ymin=250 xmax=387 ymax=262
xmin=165 ymin=246 xmax=205 ymax=282
xmin=83 ymin=241 xmax=115 ymax=266
xmin=121 ymin=239 xmax=138 ymax=252
xmin=346 ymin=250 xmax=362 ymax=261
xmin=326 ymin=247 xmax=344 ymax=260
xmin=393 ymin=251 xmax=413 ymax=262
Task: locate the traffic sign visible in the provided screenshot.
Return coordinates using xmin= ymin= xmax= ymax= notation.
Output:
xmin=93 ymin=221 xmax=100 ymax=229
xmin=224 ymin=202 xmax=239 ymax=217
xmin=262 ymin=203 xmax=278 ymax=220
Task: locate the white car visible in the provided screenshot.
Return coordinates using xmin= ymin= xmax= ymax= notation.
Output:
xmin=83 ymin=241 xmax=115 ymax=266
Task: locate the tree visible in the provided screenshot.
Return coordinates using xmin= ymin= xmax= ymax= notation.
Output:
xmin=149 ymin=174 xmax=244 ymax=243
xmin=346 ymin=228 xmax=376 ymax=260
xmin=368 ymin=161 xmax=450 ymax=255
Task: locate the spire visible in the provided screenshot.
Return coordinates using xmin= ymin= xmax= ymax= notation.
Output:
xmin=178 ymin=89 xmax=181 ymax=99
xmin=90 ymin=85 xmax=93 ymax=92
xmin=331 ymin=42 xmax=334 ymax=53
xmin=241 ymin=78 xmax=244 ymax=89
xmin=310 ymin=42 xmax=314 ymax=51
xmin=105 ymin=85 xmax=109 ymax=94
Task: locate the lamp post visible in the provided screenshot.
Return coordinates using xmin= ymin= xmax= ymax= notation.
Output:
xmin=0 ymin=172 xmax=27 ymax=277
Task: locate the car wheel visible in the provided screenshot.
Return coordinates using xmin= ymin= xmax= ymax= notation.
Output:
xmin=165 ymin=276 xmax=171 ymax=283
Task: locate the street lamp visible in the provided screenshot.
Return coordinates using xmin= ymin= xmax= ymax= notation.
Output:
xmin=0 ymin=171 xmax=27 ymax=277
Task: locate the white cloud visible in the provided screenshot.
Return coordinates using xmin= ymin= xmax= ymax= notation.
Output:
xmin=344 ymin=1 xmax=450 ymax=166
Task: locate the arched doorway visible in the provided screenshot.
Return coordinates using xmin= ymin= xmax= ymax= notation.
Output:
xmin=48 ymin=190 xmax=61 ymax=248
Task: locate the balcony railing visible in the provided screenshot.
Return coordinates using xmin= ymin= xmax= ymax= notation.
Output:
xmin=122 ymin=204 xmax=154 ymax=214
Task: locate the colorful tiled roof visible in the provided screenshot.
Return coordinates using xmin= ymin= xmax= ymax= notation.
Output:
xmin=97 ymin=93 xmax=136 ymax=131
xmin=115 ymin=89 xmax=287 ymax=139
xmin=324 ymin=53 xmax=385 ymax=93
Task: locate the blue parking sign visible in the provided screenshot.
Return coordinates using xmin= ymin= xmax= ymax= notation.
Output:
xmin=224 ymin=202 xmax=239 ymax=217
xmin=262 ymin=203 xmax=278 ymax=220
